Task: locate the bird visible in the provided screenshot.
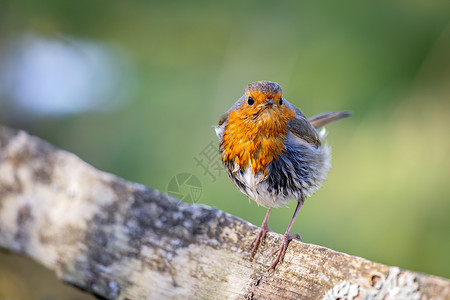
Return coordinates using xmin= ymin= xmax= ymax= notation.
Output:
xmin=215 ymin=80 xmax=351 ymax=270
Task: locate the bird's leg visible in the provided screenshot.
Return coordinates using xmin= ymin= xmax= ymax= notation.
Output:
xmin=270 ymin=199 xmax=304 ymax=270
xmin=250 ymin=207 xmax=272 ymax=258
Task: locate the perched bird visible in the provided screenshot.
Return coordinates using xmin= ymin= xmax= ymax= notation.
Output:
xmin=215 ymin=81 xmax=351 ymax=270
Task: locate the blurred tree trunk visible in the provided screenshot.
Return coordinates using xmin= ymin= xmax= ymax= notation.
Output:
xmin=0 ymin=126 xmax=449 ymax=299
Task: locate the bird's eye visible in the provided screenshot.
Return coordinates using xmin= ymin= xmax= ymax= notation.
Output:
xmin=279 ymin=98 xmax=283 ymax=105
xmin=247 ymin=97 xmax=254 ymax=105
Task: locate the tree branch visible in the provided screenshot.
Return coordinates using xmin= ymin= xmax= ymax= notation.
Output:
xmin=0 ymin=126 xmax=448 ymax=299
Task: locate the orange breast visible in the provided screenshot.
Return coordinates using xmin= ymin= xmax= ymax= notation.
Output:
xmin=221 ymin=107 xmax=295 ymax=174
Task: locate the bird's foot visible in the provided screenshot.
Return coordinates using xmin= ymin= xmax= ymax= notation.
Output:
xmin=250 ymin=223 xmax=271 ymax=259
xmin=269 ymin=233 xmax=302 ymax=270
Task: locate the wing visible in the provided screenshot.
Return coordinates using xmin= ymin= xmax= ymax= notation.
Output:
xmin=285 ymin=99 xmax=351 ymax=147
xmin=288 ymin=115 xmax=321 ymax=147
xmin=308 ymin=111 xmax=352 ymax=129
xmin=284 ymin=100 xmax=321 ymax=147
xmin=218 ymin=113 xmax=228 ymax=126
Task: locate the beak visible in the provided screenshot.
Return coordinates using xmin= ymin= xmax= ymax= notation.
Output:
xmin=265 ymin=99 xmax=274 ymax=106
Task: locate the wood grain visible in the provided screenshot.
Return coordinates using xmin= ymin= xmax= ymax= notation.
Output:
xmin=0 ymin=126 xmax=448 ymax=299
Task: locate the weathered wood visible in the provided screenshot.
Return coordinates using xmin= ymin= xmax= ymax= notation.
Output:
xmin=0 ymin=126 xmax=448 ymax=300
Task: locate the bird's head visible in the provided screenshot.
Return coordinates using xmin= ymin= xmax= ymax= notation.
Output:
xmin=237 ymin=81 xmax=295 ymax=127
xmin=221 ymin=81 xmax=296 ymax=170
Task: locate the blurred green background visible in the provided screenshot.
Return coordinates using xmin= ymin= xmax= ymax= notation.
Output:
xmin=1 ymin=0 xmax=449 ymax=298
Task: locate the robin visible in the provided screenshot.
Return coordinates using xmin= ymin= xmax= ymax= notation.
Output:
xmin=216 ymin=81 xmax=351 ymax=270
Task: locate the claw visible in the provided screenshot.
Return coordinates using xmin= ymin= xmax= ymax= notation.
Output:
xmin=269 ymin=233 xmax=302 ymax=270
xmin=250 ymin=208 xmax=272 ymax=259
xmin=250 ymin=223 xmax=271 ymax=258
xmin=268 ymin=200 xmax=304 ymax=270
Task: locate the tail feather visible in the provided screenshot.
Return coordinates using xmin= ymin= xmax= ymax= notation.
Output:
xmin=308 ymin=111 xmax=352 ymax=129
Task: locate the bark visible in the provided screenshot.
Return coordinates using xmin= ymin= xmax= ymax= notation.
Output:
xmin=0 ymin=126 xmax=449 ymax=300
